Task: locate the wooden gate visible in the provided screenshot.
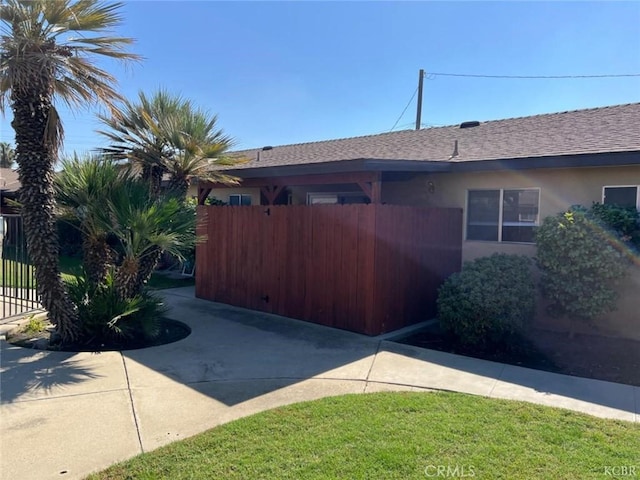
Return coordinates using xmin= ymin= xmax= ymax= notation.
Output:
xmin=196 ymin=204 xmax=462 ymax=335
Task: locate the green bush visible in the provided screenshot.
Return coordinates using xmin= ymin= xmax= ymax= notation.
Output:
xmin=56 ymin=215 xmax=83 ymax=257
xmin=535 ymin=208 xmax=629 ymax=326
xmin=65 ymin=269 xmax=166 ymax=345
xmin=437 ymin=254 xmax=536 ymax=348
xmin=589 ymin=202 xmax=640 ymax=250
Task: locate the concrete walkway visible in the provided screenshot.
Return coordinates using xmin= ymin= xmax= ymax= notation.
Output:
xmin=1 ymin=287 xmax=638 ymax=480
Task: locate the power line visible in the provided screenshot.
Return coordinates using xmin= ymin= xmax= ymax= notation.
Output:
xmin=426 ymin=71 xmax=640 ymax=79
xmin=389 ymin=86 xmax=419 ymax=131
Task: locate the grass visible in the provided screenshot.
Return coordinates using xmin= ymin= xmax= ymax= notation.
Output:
xmin=21 ymin=314 xmax=46 ymax=335
xmin=0 ymin=255 xmax=193 ymax=290
xmin=0 ymin=257 xmax=35 ymax=288
xmin=58 ymin=255 xmax=194 ymax=290
xmin=87 ymin=392 xmax=639 ymax=480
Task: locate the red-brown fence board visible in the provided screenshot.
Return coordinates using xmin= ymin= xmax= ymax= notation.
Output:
xmin=196 ymin=204 xmax=462 ymax=335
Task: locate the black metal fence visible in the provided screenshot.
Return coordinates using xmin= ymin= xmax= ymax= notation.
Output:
xmin=1 ymin=214 xmax=40 ymax=320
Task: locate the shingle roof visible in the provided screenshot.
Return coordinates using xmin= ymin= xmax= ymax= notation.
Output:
xmin=229 ymin=103 xmax=640 ymax=170
xmin=0 ymin=168 xmax=20 ymax=192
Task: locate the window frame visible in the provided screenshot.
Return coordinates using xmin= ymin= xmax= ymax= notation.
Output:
xmin=602 ymin=185 xmax=640 ymax=209
xmin=306 ymin=192 xmax=370 ymax=205
xmin=228 ymin=194 xmax=252 ymax=206
xmin=465 ymin=187 xmax=541 ymax=243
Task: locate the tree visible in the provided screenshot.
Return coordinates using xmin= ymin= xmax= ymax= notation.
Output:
xmin=55 ymin=155 xmax=196 ymax=299
xmin=55 ymin=155 xmax=124 ymax=286
xmin=0 ymin=0 xmax=139 ymax=343
xmin=0 ymin=141 xmax=15 ymax=168
xmin=535 ymin=207 xmax=630 ymax=336
xmin=160 ymin=104 xmax=240 ymax=200
xmin=99 ymin=89 xmax=241 ymax=202
xmin=101 ymin=178 xmax=196 ymax=298
xmin=99 ymin=90 xmax=182 ymax=197
xmin=99 ymin=90 xmax=242 ymax=285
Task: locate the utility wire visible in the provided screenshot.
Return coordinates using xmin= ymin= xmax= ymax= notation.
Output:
xmin=389 ymin=86 xmax=418 ymax=131
xmin=426 ymin=72 xmax=640 ymax=79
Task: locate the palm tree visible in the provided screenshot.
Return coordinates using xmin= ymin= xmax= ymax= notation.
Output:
xmin=161 ymin=105 xmax=241 ymax=200
xmin=99 ymin=90 xmax=242 ymax=285
xmin=0 ymin=0 xmax=139 ymax=343
xmin=55 ymin=155 xmax=125 ymax=286
xmin=101 ymin=178 xmax=196 ymax=298
xmin=99 ymin=89 xmax=241 ymax=202
xmin=0 ymin=141 xmax=15 ymax=168
xmin=99 ymin=90 xmax=182 ymax=197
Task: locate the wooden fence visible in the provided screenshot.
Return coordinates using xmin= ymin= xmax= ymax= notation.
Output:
xmin=196 ymin=204 xmax=462 ymax=335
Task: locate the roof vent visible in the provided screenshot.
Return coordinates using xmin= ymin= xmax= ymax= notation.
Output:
xmin=459 ymin=121 xmax=480 ymax=129
xmin=448 ymin=140 xmax=459 ymax=160
xmin=262 ymin=146 xmax=273 ymax=151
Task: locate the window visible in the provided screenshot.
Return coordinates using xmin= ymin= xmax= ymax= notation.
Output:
xmin=603 ymin=186 xmax=639 ymax=209
xmin=307 ymin=192 xmax=370 ymax=205
xmin=229 ymin=194 xmax=252 ymax=206
xmin=467 ymin=189 xmax=540 ymax=243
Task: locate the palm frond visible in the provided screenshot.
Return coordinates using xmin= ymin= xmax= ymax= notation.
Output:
xmin=1 ymin=0 xmax=140 ymax=115
xmin=99 ymin=89 xmax=242 ymax=196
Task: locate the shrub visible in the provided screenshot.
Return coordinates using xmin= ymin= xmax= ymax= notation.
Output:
xmin=535 ymin=208 xmax=629 ymax=329
xmin=437 ymin=254 xmax=536 ymax=348
xmin=56 ymin=215 xmax=83 ymax=257
xmin=65 ymin=269 xmax=166 ymax=345
xmin=589 ymin=202 xmax=640 ymax=250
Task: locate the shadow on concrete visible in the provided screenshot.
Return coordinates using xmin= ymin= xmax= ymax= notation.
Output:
xmin=119 ymin=288 xmax=637 ymax=419
xmin=121 ymin=288 xmax=380 ymax=407
xmin=373 ymin=340 xmax=638 ymax=419
xmin=0 ymin=346 xmax=103 ymax=404
xmin=1 ymin=286 xmax=636 ymax=420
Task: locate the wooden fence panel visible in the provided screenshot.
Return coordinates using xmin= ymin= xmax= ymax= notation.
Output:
xmin=373 ymin=206 xmax=463 ymax=333
xmin=196 ymin=204 xmax=461 ymax=335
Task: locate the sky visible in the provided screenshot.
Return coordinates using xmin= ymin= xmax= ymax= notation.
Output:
xmin=1 ymin=0 xmax=640 ymax=157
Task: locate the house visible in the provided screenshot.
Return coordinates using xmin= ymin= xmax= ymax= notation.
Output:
xmin=0 ymin=168 xmax=20 ymax=215
xmin=197 ymin=103 xmax=640 ymax=338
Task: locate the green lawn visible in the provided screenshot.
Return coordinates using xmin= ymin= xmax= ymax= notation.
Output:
xmin=0 ymin=255 xmax=194 ymax=290
xmin=0 ymin=257 xmax=35 ymax=288
xmin=87 ymin=392 xmax=639 ymax=480
xmin=59 ymin=255 xmax=194 ymax=290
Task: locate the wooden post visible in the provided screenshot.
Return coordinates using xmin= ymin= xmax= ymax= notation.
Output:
xmin=415 ymin=69 xmax=424 ymax=130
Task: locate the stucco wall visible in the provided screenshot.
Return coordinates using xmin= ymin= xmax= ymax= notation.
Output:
xmin=383 ymin=164 xmax=640 ymax=340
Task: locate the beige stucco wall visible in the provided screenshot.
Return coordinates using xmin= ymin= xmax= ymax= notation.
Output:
xmin=383 ymin=164 xmax=639 ymax=260
xmin=383 ymin=164 xmax=640 ymax=340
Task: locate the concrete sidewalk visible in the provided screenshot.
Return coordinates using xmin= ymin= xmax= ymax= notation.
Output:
xmin=1 ymin=287 xmax=638 ymax=480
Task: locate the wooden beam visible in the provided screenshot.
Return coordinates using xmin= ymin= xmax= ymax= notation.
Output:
xmin=260 ymin=185 xmax=285 ymax=205
xmin=201 ymin=171 xmax=380 ymax=190
xmin=371 ymin=178 xmax=382 ymax=204
xmin=355 ymin=172 xmax=381 ymax=203
xmin=198 ymin=186 xmax=212 ymax=205
xmin=357 ymin=181 xmax=373 ymax=200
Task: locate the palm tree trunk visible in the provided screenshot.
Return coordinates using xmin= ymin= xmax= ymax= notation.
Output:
xmin=142 ymin=164 xmax=166 ymax=199
xmin=83 ymin=234 xmax=113 ymax=286
xmin=166 ymin=176 xmax=189 ymax=202
xmin=115 ymin=256 xmax=139 ymax=300
xmin=11 ymin=88 xmax=80 ymax=343
xmin=133 ymin=247 xmax=162 ymax=296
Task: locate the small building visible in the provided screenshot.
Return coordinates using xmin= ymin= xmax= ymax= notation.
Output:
xmin=197 ymin=103 xmax=640 ymax=338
